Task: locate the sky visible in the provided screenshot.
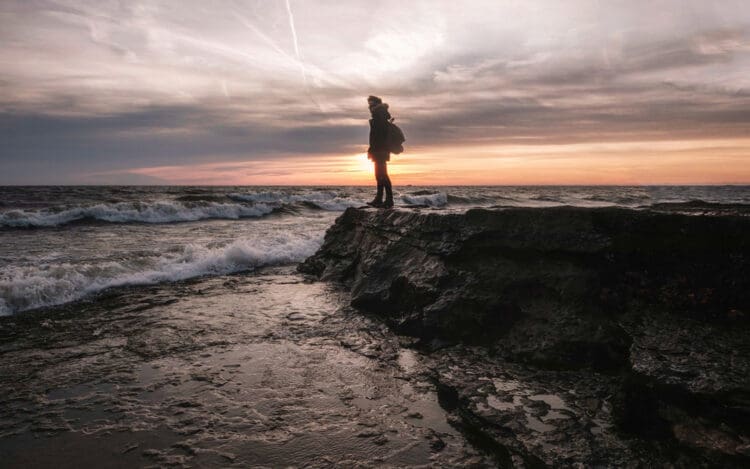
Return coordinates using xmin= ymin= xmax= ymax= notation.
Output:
xmin=1 ymin=0 xmax=749 ymax=185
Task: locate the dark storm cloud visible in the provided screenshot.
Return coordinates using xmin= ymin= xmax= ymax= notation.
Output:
xmin=392 ymin=74 xmax=750 ymax=149
xmin=0 ymin=103 xmax=365 ymax=182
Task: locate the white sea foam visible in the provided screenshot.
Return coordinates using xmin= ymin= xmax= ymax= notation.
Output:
xmin=229 ymin=191 xmax=363 ymax=211
xmin=0 ymin=201 xmax=274 ymax=228
xmin=0 ymin=231 xmax=323 ymax=315
xmin=400 ymin=193 xmax=448 ymax=207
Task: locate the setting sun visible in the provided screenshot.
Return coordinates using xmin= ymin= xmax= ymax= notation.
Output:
xmin=354 ymin=152 xmax=372 ymax=174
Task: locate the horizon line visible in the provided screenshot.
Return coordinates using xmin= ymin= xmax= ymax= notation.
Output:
xmin=2 ymin=183 xmax=749 ymax=188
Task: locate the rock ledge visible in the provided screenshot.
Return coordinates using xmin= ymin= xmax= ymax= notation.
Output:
xmin=300 ymin=207 xmax=750 ymax=466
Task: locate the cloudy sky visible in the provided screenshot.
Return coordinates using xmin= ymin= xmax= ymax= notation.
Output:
xmin=1 ymin=0 xmax=749 ymax=185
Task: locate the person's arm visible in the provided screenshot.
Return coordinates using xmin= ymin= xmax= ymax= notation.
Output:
xmin=370 ymin=116 xmax=389 ymax=151
xmin=368 ymin=119 xmax=375 ymax=154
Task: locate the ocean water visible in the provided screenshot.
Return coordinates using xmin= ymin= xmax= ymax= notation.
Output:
xmin=1 ymin=185 xmax=749 ymax=315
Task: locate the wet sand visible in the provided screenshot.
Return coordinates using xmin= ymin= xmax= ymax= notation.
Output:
xmin=0 ymin=267 xmax=491 ymax=467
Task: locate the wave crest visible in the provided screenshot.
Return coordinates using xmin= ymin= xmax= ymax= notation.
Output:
xmin=0 ymin=231 xmax=323 ymax=315
xmin=229 ymin=191 xmax=363 ymax=211
xmin=399 ymin=193 xmax=448 ymax=207
xmin=0 ymin=201 xmax=274 ymax=228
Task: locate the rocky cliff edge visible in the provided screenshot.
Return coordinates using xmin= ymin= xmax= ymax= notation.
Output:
xmin=300 ymin=207 xmax=750 ymax=466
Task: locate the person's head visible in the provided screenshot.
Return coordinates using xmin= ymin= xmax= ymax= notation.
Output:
xmin=367 ymin=95 xmax=382 ymax=108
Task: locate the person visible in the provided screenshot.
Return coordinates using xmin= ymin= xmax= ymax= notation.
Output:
xmin=366 ymin=95 xmax=394 ymax=208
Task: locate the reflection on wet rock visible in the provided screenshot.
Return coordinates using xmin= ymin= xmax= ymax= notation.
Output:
xmin=0 ymin=267 xmax=492 ymax=467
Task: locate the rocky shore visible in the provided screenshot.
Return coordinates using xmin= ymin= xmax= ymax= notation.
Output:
xmin=300 ymin=206 xmax=750 ymax=467
xmin=0 ymin=268 xmax=494 ymax=467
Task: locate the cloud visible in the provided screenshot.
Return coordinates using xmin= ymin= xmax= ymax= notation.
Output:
xmin=1 ymin=0 xmax=749 ymax=183
xmin=0 ymin=101 xmax=368 ymax=183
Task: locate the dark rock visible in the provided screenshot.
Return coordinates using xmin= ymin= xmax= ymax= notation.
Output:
xmin=300 ymin=206 xmax=749 ymax=354
xmin=429 ymin=436 xmax=446 ymax=452
xmin=300 ymin=207 xmax=750 ymax=465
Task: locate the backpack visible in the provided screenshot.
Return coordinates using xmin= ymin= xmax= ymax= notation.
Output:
xmin=387 ymin=119 xmax=405 ymax=154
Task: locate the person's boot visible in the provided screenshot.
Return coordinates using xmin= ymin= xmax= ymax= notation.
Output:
xmin=383 ymin=186 xmax=394 ymax=209
xmin=367 ymin=185 xmax=384 ymax=207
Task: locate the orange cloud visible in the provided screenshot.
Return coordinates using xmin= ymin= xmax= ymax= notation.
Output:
xmin=120 ymin=138 xmax=750 ymax=185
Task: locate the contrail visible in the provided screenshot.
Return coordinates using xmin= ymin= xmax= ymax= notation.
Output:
xmin=234 ymin=7 xmax=355 ymax=91
xmin=232 ymin=10 xmax=291 ymax=59
xmin=284 ymin=0 xmax=301 ymax=60
xmin=284 ymin=0 xmax=321 ymax=110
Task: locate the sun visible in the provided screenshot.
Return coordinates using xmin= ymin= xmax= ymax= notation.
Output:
xmin=355 ymin=153 xmax=372 ymax=173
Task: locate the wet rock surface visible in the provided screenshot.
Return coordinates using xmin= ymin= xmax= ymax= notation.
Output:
xmin=0 ymin=267 xmax=493 ymax=468
xmin=300 ymin=207 xmax=750 ymax=467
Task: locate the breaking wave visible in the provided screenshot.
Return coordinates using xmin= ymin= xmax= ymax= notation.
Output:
xmin=399 ymin=192 xmax=448 ymax=207
xmin=446 ymin=194 xmax=502 ymax=205
xmin=0 ymin=201 xmax=274 ymax=228
xmin=0 ymin=231 xmax=324 ymax=315
xmin=229 ymin=191 xmax=363 ymax=211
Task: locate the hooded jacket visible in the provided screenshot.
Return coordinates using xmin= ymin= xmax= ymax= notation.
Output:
xmin=368 ymin=102 xmax=391 ymax=161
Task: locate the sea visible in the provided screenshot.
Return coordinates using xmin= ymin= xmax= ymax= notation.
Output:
xmin=1 ymin=185 xmax=749 ymax=316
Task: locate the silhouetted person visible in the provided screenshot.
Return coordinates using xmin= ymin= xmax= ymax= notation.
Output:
xmin=366 ymin=95 xmax=394 ymax=208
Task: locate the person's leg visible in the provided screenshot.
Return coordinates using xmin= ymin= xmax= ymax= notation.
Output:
xmin=368 ymin=160 xmax=385 ymax=206
xmin=382 ymin=162 xmax=394 ymax=208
